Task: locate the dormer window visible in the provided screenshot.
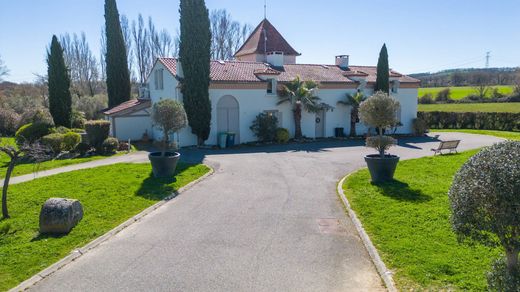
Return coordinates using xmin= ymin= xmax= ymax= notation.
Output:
xmin=154 ymin=68 xmax=164 ymax=90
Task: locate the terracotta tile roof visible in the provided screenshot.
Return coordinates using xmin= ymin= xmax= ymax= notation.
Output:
xmin=234 ymin=19 xmax=300 ymax=57
xmin=156 ymin=58 xmax=419 ymax=84
xmin=103 ymin=99 xmax=151 ymax=116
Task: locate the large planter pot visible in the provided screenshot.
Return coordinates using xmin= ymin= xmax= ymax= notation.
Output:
xmin=364 ymin=154 xmax=400 ymax=183
xmin=148 ymin=152 xmax=181 ymax=178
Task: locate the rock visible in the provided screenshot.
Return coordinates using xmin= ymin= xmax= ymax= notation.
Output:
xmin=39 ymin=198 xmax=83 ymax=234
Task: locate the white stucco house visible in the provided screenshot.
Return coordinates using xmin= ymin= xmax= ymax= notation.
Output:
xmin=104 ymin=18 xmax=420 ymax=146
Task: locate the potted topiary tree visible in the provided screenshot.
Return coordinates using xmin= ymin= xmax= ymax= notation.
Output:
xmin=359 ymin=91 xmax=401 ymax=182
xmin=149 ymin=99 xmax=188 ymax=178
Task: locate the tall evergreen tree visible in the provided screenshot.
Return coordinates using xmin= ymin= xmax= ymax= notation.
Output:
xmin=47 ymin=35 xmax=72 ymax=127
xmin=179 ymin=0 xmax=212 ymax=146
xmin=374 ymin=43 xmax=390 ymax=93
xmin=104 ymin=0 xmax=131 ymax=108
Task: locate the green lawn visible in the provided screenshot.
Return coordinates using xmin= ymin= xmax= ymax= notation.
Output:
xmin=343 ymin=151 xmax=501 ymax=290
xmin=418 ymin=86 xmax=514 ymax=100
xmin=418 ymin=102 xmax=520 ymax=113
xmin=0 ymin=137 xmax=126 ymax=179
xmin=432 ymin=129 xmax=520 ymax=141
xmin=0 ymin=162 xmax=210 ymax=291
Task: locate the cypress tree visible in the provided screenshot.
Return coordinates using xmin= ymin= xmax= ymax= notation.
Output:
xmin=104 ymin=0 xmax=131 ymax=108
xmin=374 ymin=43 xmax=390 ymax=93
xmin=47 ymin=35 xmax=72 ymax=127
xmin=179 ymin=0 xmax=212 ymax=146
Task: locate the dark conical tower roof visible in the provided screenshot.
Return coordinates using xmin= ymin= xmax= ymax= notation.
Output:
xmin=234 ymin=19 xmax=300 ymax=58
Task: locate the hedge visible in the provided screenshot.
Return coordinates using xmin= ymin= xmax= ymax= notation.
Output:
xmin=418 ymin=111 xmax=520 ymax=132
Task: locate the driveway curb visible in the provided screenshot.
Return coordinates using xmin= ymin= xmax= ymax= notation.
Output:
xmin=10 ymin=165 xmax=215 ymax=292
xmin=337 ymin=173 xmax=397 ymax=292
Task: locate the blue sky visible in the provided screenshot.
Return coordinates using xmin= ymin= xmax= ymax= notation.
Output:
xmin=1 ymin=0 xmax=519 ymax=83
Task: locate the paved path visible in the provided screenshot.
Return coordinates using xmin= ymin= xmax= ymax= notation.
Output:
xmin=29 ymin=133 xmax=503 ymax=292
xmin=2 ymin=151 xmax=149 ymax=186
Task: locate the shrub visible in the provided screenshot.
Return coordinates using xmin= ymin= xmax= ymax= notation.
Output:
xmin=18 ymin=107 xmax=54 ymax=128
xmin=435 ymin=88 xmax=451 ymax=103
xmin=250 ymin=113 xmax=278 ymax=142
xmin=365 ymin=136 xmax=396 ymax=154
xmin=275 ymin=128 xmax=290 ymax=143
xmin=487 ymin=257 xmax=520 ymax=291
xmin=418 ymin=93 xmax=434 ymax=104
xmin=74 ymin=142 xmax=91 ymax=156
xmin=15 ymin=123 xmax=54 ymax=144
xmin=71 ymin=110 xmax=86 ymax=129
xmin=418 ymin=111 xmax=520 ymax=132
xmin=41 ymin=133 xmax=64 ymax=154
xmin=73 ymin=94 xmax=108 ymax=120
xmin=0 ymin=108 xmax=21 ymax=136
xmin=117 ymin=141 xmax=130 ymax=152
xmin=55 ymin=126 xmax=71 ymax=134
xmin=151 ymin=99 xmax=187 ymax=154
xmin=85 ymin=120 xmax=110 ymax=152
xmin=412 ymin=118 xmax=428 ymax=136
xmin=62 ymin=132 xmax=81 ymax=151
xmin=449 ymin=142 xmax=520 ymax=290
xmin=102 ymin=137 xmax=119 ymax=154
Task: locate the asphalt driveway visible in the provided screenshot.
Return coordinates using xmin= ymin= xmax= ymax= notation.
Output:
xmin=29 ymin=132 xmax=503 ymax=292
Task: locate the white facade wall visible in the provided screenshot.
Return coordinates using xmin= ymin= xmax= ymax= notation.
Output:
xmin=112 ymin=114 xmax=152 ymax=141
xmin=112 ymin=62 xmax=418 ymax=147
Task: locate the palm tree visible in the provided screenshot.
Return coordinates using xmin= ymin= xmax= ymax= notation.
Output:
xmin=337 ymin=91 xmax=365 ymax=137
xmin=277 ymin=76 xmax=321 ymax=139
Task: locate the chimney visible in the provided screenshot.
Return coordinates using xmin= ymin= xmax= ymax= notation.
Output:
xmin=335 ymin=55 xmax=349 ymax=70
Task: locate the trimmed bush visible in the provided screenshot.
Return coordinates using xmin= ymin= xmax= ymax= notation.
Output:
xmin=487 ymin=257 xmax=520 ymax=291
xmin=102 ymin=137 xmax=119 ymax=154
xmin=42 ymin=133 xmax=64 ymax=154
xmin=63 ymin=132 xmax=81 ymax=151
xmin=412 ymin=118 xmax=428 ymax=136
xmin=85 ymin=120 xmax=110 ymax=152
xmin=250 ymin=112 xmax=278 ymax=142
xmin=0 ymin=108 xmax=21 ymax=136
xmin=15 ymin=123 xmax=54 ymax=144
xmin=275 ymin=128 xmax=290 ymax=143
xmin=74 ymin=142 xmax=91 ymax=156
xmin=418 ymin=111 xmax=520 ymax=131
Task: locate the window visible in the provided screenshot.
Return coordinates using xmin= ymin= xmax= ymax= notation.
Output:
xmin=264 ymin=110 xmax=282 ymax=127
xmin=154 ymin=69 xmax=164 ymax=90
xmin=392 ymin=80 xmax=399 ymax=93
xmin=395 ymin=104 xmax=402 ymax=123
xmin=266 ymin=79 xmax=276 ymax=95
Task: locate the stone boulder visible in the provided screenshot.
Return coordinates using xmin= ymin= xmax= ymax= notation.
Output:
xmin=39 ymin=198 xmax=83 ymax=234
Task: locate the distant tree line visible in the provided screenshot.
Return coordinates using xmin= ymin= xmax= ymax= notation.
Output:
xmin=411 ymin=67 xmax=519 ymax=87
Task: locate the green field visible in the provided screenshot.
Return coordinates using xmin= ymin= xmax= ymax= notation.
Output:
xmin=418 ymin=102 xmax=520 ymax=113
xmin=0 ymin=162 xmax=210 ymax=290
xmin=431 ymin=129 xmax=520 ymax=141
xmin=418 ymin=86 xmax=514 ymax=100
xmin=343 ymin=151 xmax=501 ymax=290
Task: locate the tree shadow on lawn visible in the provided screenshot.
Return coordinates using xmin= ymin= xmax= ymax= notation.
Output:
xmin=135 ymin=163 xmax=193 ymax=201
xmin=373 ymin=179 xmax=432 ymax=202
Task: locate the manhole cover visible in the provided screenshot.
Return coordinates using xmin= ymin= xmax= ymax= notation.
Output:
xmin=317 ymin=218 xmax=347 ymax=235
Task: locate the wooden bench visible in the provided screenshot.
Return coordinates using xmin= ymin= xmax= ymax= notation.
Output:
xmin=431 ymin=140 xmax=460 ymax=155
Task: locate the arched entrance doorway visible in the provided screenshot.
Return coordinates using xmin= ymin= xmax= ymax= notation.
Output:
xmin=217 ymin=95 xmax=240 ymax=144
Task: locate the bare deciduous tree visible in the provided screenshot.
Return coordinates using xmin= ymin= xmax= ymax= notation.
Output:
xmin=132 ymin=14 xmax=151 ymax=85
xmin=472 ymin=72 xmax=491 ymax=98
xmin=210 ymin=9 xmax=252 ymax=60
xmin=60 ymin=32 xmax=99 ymax=97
